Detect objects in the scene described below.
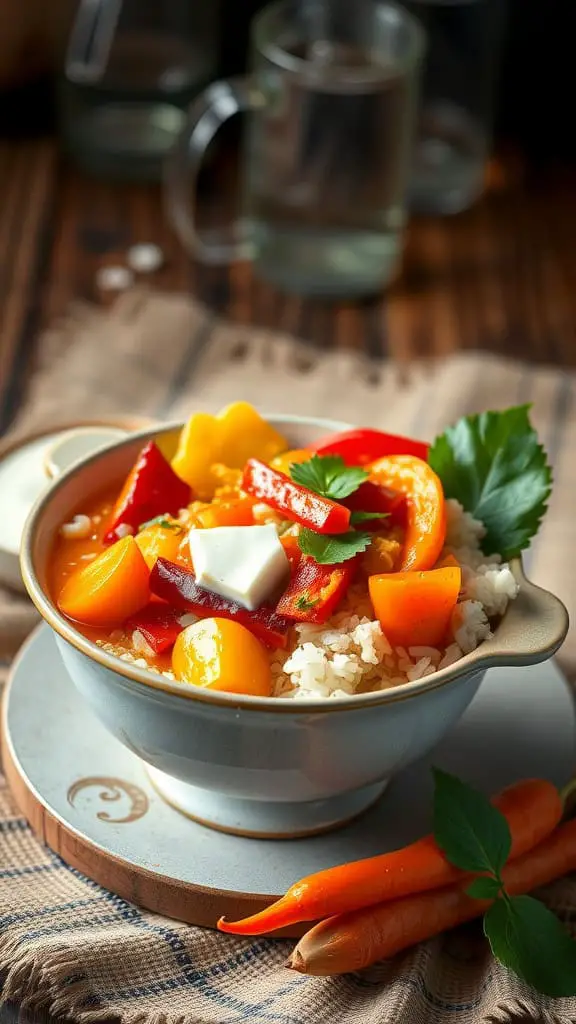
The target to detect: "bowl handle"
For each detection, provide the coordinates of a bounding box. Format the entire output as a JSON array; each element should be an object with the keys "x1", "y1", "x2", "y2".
[
  {"x1": 479, "y1": 570, "x2": 569, "y2": 667},
  {"x1": 44, "y1": 418, "x2": 155, "y2": 479}
]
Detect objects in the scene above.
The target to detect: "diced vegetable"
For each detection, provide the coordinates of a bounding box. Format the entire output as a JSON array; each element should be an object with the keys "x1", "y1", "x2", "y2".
[
  {"x1": 368, "y1": 455, "x2": 446, "y2": 571},
  {"x1": 125, "y1": 604, "x2": 184, "y2": 655},
  {"x1": 343, "y1": 480, "x2": 406, "y2": 528},
  {"x1": 150, "y1": 558, "x2": 291, "y2": 649},
  {"x1": 269, "y1": 449, "x2": 311, "y2": 477},
  {"x1": 369, "y1": 566, "x2": 461, "y2": 648},
  {"x1": 242, "y1": 459, "x2": 351, "y2": 535},
  {"x1": 218, "y1": 778, "x2": 563, "y2": 935},
  {"x1": 280, "y1": 532, "x2": 302, "y2": 571},
  {"x1": 136, "y1": 519, "x2": 185, "y2": 569},
  {"x1": 104, "y1": 442, "x2": 190, "y2": 544},
  {"x1": 58, "y1": 536, "x2": 150, "y2": 628},
  {"x1": 172, "y1": 618, "x2": 272, "y2": 696},
  {"x1": 171, "y1": 402, "x2": 288, "y2": 500},
  {"x1": 277, "y1": 556, "x2": 358, "y2": 624},
  {"x1": 308, "y1": 427, "x2": 429, "y2": 466},
  {"x1": 193, "y1": 496, "x2": 256, "y2": 529}
]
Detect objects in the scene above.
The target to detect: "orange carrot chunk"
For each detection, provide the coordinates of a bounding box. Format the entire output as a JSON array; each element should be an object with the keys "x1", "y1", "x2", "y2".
[
  {"x1": 58, "y1": 536, "x2": 150, "y2": 628},
  {"x1": 367, "y1": 455, "x2": 446, "y2": 571},
  {"x1": 368, "y1": 566, "x2": 461, "y2": 649},
  {"x1": 289, "y1": 817, "x2": 576, "y2": 976},
  {"x1": 217, "y1": 778, "x2": 562, "y2": 935}
]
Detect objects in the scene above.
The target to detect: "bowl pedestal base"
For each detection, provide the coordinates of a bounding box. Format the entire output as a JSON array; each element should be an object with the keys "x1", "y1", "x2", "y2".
[{"x1": 146, "y1": 766, "x2": 388, "y2": 839}]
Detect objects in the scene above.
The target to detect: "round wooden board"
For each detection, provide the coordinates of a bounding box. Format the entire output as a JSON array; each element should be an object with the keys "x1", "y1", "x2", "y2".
[{"x1": 3, "y1": 625, "x2": 576, "y2": 938}]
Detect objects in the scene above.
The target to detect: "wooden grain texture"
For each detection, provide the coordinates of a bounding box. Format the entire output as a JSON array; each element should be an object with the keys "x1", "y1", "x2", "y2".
[{"x1": 1, "y1": 142, "x2": 575, "y2": 437}]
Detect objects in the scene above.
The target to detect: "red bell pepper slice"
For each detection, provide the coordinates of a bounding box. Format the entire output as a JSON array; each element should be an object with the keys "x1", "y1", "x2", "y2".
[
  {"x1": 308, "y1": 428, "x2": 429, "y2": 466},
  {"x1": 125, "y1": 603, "x2": 184, "y2": 655},
  {"x1": 276, "y1": 556, "x2": 358, "y2": 624},
  {"x1": 149, "y1": 558, "x2": 291, "y2": 649},
  {"x1": 104, "y1": 441, "x2": 191, "y2": 544},
  {"x1": 343, "y1": 480, "x2": 407, "y2": 529},
  {"x1": 242, "y1": 459, "x2": 350, "y2": 535}
]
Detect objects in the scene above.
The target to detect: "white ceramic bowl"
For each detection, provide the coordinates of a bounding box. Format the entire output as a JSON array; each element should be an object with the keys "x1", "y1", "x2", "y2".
[{"x1": 21, "y1": 416, "x2": 569, "y2": 838}]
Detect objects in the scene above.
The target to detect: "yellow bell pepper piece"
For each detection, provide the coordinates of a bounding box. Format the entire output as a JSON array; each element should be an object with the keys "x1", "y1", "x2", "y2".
[{"x1": 171, "y1": 402, "x2": 288, "y2": 500}]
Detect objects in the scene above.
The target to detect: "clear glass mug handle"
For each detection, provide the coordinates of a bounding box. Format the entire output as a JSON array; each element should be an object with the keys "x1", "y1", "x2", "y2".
[{"x1": 164, "y1": 77, "x2": 264, "y2": 265}]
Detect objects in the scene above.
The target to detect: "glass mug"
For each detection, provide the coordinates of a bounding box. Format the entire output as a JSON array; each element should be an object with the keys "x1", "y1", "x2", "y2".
[{"x1": 165, "y1": 0, "x2": 424, "y2": 298}]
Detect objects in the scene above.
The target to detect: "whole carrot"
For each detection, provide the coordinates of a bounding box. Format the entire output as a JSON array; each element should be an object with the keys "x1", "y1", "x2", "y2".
[
  {"x1": 290, "y1": 816, "x2": 576, "y2": 976},
  {"x1": 218, "y1": 778, "x2": 563, "y2": 935}
]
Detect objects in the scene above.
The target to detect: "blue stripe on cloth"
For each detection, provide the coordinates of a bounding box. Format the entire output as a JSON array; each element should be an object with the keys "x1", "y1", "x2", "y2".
[
  {"x1": 0, "y1": 896, "x2": 104, "y2": 929},
  {"x1": 0, "y1": 863, "x2": 58, "y2": 881},
  {"x1": 0, "y1": 819, "x2": 29, "y2": 833}
]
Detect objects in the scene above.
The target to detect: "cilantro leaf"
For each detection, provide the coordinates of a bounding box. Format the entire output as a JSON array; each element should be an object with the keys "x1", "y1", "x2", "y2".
[
  {"x1": 466, "y1": 877, "x2": 503, "y2": 901},
  {"x1": 298, "y1": 528, "x2": 372, "y2": 564},
  {"x1": 428, "y1": 406, "x2": 552, "y2": 560},
  {"x1": 350, "y1": 510, "x2": 389, "y2": 525},
  {"x1": 291, "y1": 455, "x2": 368, "y2": 500},
  {"x1": 139, "y1": 516, "x2": 183, "y2": 532},
  {"x1": 432, "y1": 768, "x2": 511, "y2": 876},
  {"x1": 295, "y1": 595, "x2": 319, "y2": 611},
  {"x1": 484, "y1": 895, "x2": 576, "y2": 997}
]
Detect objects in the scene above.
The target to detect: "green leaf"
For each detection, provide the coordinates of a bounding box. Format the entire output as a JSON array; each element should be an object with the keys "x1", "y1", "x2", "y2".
[
  {"x1": 298, "y1": 528, "x2": 372, "y2": 565},
  {"x1": 291, "y1": 455, "x2": 368, "y2": 501},
  {"x1": 484, "y1": 895, "x2": 576, "y2": 997},
  {"x1": 349, "y1": 510, "x2": 390, "y2": 525},
  {"x1": 466, "y1": 876, "x2": 503, "y2": 901},
  {"x1": 432, "y1": 768, "x2": 511, "y2": 876},
  {"x1": 295, "y1": 595, "x2": 319, "y2": 611},
  {"x1": 139, "y1": 516, "x2": 183, "y2": 532},
  {"x1": 428, "y1": 406, "x2": 552, "y2": 559}
]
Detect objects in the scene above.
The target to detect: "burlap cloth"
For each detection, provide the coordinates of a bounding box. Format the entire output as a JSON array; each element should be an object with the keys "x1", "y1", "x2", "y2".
[{"x1": 0, "y1": 288, "x2": 575, "y2": 1024}]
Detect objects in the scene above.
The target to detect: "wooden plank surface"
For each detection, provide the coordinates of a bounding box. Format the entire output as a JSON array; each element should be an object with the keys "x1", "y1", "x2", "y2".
[{"x1": 1, "y1": 140, "x2": 575, "y2": 435}]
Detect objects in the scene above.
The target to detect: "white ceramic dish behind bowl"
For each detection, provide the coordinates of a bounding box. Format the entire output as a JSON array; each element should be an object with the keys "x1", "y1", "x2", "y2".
[{"x1": 21, "y1": 416, "x2": 569, "y2": 839}]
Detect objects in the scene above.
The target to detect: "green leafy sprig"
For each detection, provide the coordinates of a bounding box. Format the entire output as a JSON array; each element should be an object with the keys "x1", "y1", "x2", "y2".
[{"x1": 433, "y1": 768, "x2": 576, "y2": 997}]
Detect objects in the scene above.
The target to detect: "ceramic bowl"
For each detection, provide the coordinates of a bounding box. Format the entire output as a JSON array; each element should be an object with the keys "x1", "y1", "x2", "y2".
[{"x1": 21, "y1": 416, "x2": 569, "y2": 839}]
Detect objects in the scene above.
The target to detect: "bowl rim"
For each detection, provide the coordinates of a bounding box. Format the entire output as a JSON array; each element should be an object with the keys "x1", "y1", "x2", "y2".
[{"x1": 20, "y1": 415, "x2": 569, "y2": 715}]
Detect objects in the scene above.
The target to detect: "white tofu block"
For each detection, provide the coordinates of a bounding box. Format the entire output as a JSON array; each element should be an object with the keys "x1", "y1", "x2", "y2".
[{"x1": 188, "y1": 524, "x2": 290, "y2": 611}]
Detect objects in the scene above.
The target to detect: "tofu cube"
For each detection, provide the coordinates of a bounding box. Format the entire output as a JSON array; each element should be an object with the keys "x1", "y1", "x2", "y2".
[{"x1": 188, "y1": 524, "x2": 290, "y2": 611}]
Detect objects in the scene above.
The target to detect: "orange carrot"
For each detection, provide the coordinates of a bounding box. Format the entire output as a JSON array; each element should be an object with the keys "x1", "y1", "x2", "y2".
[
  {"x1": 218, "y1": 778, "x2": 562, "y2": 935},
  {"x1": 289, "y1": 817, "x2": 576, "y2": 976},
  {"x1": 58, "y1": 536, "x2": 150, "y2": 628},
  {"x1": 367, "y1": 455, "x2": 446, "y2": 571},
  {"x1": 368, "y1": 566, "x2": 461, "y2": 648}
]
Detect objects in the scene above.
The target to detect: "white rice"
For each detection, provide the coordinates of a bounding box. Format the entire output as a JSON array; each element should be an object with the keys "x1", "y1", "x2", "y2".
[{"x1": 272, "y1": 499, "x2": 520, "y2": 699}]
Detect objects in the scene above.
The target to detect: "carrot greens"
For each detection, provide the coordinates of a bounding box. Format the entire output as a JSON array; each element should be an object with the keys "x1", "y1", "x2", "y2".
[{"x1": 433, "y1": 768, "x2": 576, "y2": 997}]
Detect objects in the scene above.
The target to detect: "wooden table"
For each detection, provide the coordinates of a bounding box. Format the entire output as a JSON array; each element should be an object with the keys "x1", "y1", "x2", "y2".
[{"x1": 1, "y1": 138, "x2": 575, "y2": 436}]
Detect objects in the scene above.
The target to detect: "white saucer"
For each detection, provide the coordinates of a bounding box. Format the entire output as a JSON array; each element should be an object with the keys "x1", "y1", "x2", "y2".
[{"x1": 3, "y1": 625, "x2": 575, "y2": 935}]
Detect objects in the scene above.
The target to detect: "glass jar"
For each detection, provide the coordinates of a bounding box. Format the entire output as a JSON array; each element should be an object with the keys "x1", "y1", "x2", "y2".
[
  {"x1": 405, "y1": 0, "x2": 507, "y2": 214},
  {"x1": 59, "y1": 0, "x2": 220, "y2": 181}
]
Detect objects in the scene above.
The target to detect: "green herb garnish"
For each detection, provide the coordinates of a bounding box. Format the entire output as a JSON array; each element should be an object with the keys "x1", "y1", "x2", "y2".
[
  {"x1": 433, "y1": 768, "x2": 576, "y2": 997},
  {"x1": 349, "y1": 510, "x2": 389, "y2": 525},
  {"x1": 139, "y1": 516, "x2": 183, "y2": 533},
  {"x1": 298, "y1": 527, "x2": 372, "y2": 565},
  {"x1": 289, "y1": 455, "x2": 382, "y2": 563},
  {"x1": 428, "y1": 406, "x2": 552, "y2": 560},
  {"x1": 291, "y1": 455, "x2": 368, "y2": 500},
  {"x1": 295, "y1": 595, "x2": 320, "y2": 612}
]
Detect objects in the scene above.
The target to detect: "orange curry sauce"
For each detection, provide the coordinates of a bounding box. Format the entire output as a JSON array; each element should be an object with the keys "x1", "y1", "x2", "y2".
[{"x1": 50, "y1": 491, "x2": 175, "y2": 672}]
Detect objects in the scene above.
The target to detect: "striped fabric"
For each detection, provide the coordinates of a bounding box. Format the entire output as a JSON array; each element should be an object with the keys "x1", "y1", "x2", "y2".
[{"x1": 0, "y1": 290, "x2": 575, "y2": 1023}]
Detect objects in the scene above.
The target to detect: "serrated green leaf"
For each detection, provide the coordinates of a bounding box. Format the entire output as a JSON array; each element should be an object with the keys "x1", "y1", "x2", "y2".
[
  {"x1": 466, "y1": 877, "x2": 503, "y2": 901},
  {"x1": 428, "y1": 406, "x2": 552, "y2": 559},
  {"x1": 484, "y1": 895, "x2": 576, "y2": 997},
  {"x1": 432, "y1": 768, "x2": 511, "y2": 875},
  {"x1": 349, "y1": 510, "x2": 390, "y2": 525},
  {"x1": 291, "y1": 455, "x2": 368, "y2": 500},
  {"x1": 298, "y1": 528, "x2": 372, "y2": 565}
]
